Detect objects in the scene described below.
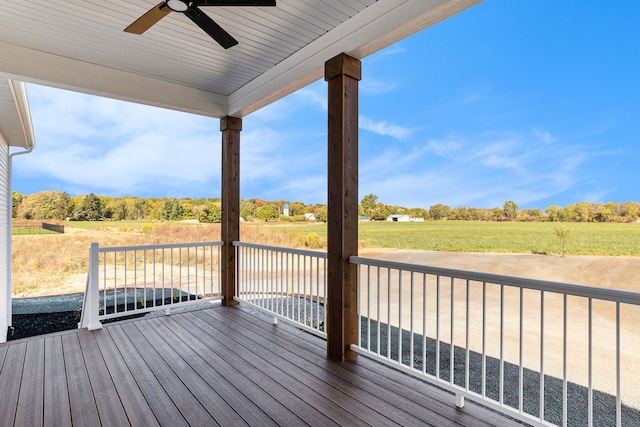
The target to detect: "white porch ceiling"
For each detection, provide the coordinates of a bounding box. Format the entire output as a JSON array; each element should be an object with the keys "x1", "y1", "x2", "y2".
[{"x1": 0, "y1": 0, "x2": 482, "y2": 142}]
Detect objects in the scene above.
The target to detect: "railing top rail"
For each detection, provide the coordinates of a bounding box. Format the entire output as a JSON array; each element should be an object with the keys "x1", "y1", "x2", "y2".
[
  {"x1": 95, "y1": 241, "x2": 223, "y2": 252},
  {"x1": 233, "y1": 241, "x2": 327, "y2": 258},
  {"x1": 350, "y1": 255, "x2": 640, "y2": 305}
]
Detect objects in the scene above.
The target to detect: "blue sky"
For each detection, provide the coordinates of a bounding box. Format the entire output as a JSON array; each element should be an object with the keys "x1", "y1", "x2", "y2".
[{"x1": 13, "y1": 1, "x2": 640, "y2": 210}]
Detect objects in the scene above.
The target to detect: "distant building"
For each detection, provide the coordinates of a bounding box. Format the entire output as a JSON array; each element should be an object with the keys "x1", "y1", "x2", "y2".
[
  {"x1": 359, "y1": 216, "x2": 370, "y2": 222},
  {"x1": 387, "y1": 214, "x2": 410, "y2": 222},
  {"x1": 386, "y1": 214, "x2": 425, "y2": 222},
  {"x1": 283, "y1": 204, "x2": 289, "y2": 217},
  {"x1": 304, "y1": 213, "x2": 316, "y2": 221}
]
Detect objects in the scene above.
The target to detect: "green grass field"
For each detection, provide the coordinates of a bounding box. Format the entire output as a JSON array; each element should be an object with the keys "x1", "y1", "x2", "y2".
[
  {"x1": 22, "y1": 219, "x2": 640, "y2": 256},
  {"x1": 268, "y1": 221, "x2": 640, "y2": 256},
  {"x1": 12, "y1": 228, "x2": 58, "y2": 235}
]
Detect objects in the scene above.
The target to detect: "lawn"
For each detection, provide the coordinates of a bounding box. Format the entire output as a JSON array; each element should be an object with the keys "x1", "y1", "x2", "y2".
[
  {"x1": 266, "y1": 221, "x2": 640, "y2": 256},
  {"x1": 12, "y1": 228, "x2": 58, "y2": 235},
  {"x1": 63, "y1": 220, "x2": 158, "y2": 230}
]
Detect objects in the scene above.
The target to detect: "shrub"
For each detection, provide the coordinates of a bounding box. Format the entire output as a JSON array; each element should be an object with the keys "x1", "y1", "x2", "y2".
[{"x1": 289, "y1": 232, "x2": 326, "y2": 249}]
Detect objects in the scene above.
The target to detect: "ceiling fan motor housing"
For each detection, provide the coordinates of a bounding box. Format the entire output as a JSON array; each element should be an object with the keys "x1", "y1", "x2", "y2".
[{"x1": 166, "y1": 0, "x2": 190, "y2": 12}]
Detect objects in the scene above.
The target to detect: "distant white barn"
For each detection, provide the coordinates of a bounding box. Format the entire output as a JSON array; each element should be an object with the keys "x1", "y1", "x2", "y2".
[
  {"x1": 387, "y1": 214, "x2": 410, "y2": 222},
  {"x1": 386, "y1": 214, "x2": 425, "y2": 222}
]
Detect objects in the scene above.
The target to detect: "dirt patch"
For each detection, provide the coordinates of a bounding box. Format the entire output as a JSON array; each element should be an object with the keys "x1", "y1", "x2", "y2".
[{"x1": 370, "y1": 250, "x2": 640, "y2": 292}]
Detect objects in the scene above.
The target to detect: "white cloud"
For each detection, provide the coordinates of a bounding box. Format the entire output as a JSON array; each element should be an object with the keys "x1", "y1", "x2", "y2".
[
  {"x1": 19, "y1": 84, "x2": 221, "y2": 196},
  {"x1": 359, "y1": 116, "x2": 414, "y2": 139},
  {"x1": 361, "y1": 78, "x2": 399, "y2": 95},
  {"x1": 363, "y1": 43, "x2": 406, "y2": 65},
  {"x1": 532, "y1": 128, "x2": 558, "y2": 143},
  {"x1": 426, "y1": 140, "x2": 461, "y2": 157},
  {"x1": 358, "y1": 130, "x2": 603, "y2": 209},
  {"x1": 240, "y1": 125, "x2": 326, "y2": 199},
  {"x1": 294, "y1": 87, "x2": 327, "y2": 111}
]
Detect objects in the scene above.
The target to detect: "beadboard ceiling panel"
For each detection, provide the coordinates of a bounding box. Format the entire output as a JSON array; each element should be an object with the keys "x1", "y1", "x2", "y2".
[{"x1": 0, "y1": 0, "x2": 482, "y2": 131}]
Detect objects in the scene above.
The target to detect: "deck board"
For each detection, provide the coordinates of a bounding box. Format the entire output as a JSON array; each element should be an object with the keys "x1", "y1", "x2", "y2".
[
  {"x1": 131, "y1": 319, "x2": 249, "y2": 426},
  {"x1": 62, "y1": 332, "x2": 101, "y2": 427},
  {"x1": 175, "y1": 311, "x2": 340, "y2": 426},
  {"x1": 107, "y1": 324, "x2": 190, "y2": 426},
  {"x1": 159, "y1": 314, "x2": 301, "y2": 426},
  {"x1": 92, "y1": 328, "x2": 159, "y2": 427},
  {"x1": 0, "y1": 304, "x2": 524, "y2": 426},
  {"x1": 0, "y1": 341, "x2": 26, "y2": 426},
  {"x1": 198, "y1": 308, "x2": 431, "y2": 426},
  {"x1": 205, "y1": 307, "x2": 459, "y2": 426},
  {"x1": 15, "y1": 339, "x2": 45, "y2": 426},
  {"x1": 77, "y1": 330, "x2": 130, "y2": 426},
  {"x1": 43, "y1": 336, "x2": 72, "y2": 426},
  {"x1": 185, "y1": 310, "x2": 371, "y2": 426}
]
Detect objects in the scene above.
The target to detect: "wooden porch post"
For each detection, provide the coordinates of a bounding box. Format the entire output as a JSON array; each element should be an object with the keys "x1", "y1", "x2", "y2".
[
  {"x1": 325, "y1": 53, "x2": 361, "y2": 361},
  {"x1": 220, "y1": 116, "x2": 241, "y2": 307}
]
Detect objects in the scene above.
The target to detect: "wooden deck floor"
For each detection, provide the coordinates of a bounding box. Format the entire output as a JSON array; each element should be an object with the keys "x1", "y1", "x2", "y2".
[{"x1": 0, "y1": 304, "x2": 523, "y2": 426}]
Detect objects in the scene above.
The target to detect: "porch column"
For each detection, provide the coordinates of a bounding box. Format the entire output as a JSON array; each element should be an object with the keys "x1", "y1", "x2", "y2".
[
  {"x1": 220, "y1": 116, "x2": 242, "y2": 307},
  {"x1": 325, "y1": 53, "x2": 361, "y2": 361}
]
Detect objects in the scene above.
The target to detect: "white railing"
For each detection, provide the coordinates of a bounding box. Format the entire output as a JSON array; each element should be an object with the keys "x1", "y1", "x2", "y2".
[
  {"x1": 79, "y1": 241, "x2": 223, "y2": 330},
  {"x1": 234, "y1": 241, "x2": 327, "y2": 338},
  {"x1": 350, "y1": 256, "x2": 640, "y2": 427}
]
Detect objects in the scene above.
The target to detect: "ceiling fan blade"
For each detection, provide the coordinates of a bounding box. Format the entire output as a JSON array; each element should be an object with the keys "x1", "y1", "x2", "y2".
[
  {"x1": 125, "y1": 2, "x2": 171, "y2": 34},
  {"x1": 184, "y1": 6, "x2": 239, "y2": 49},
  {"x1": 192, "y1": 1, "x2": 276, "y2": 6}
]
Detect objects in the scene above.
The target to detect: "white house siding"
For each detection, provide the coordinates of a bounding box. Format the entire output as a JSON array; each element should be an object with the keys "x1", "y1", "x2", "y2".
[{"x1": 0, "y1": 138, "x2": 8, "y2": 342}]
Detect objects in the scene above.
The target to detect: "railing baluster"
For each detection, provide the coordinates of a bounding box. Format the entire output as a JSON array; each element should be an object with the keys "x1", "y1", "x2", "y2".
[
  {"x1": 616, "y1": 301, "x2": 621, "y2": 427},
  {"x1": 519, "y1": 287, "x2": 524, "y2": 414},
  {"x1": 563, "y1": 294, "x2": 568, "y2": 427},
  {"x1": 465, "y1": 279, "x2": 470, "y2": 393},
  {"x1": 279, "y1": 250, "x2": 283, "y2": 317},
  {"x1": 399, "y1": 269, "x2": 403, "y2": 365},
  {"x1": 316, "y1": 256, "x2": 320, "y2": 331},
  {"x1": 436, "y1": 275, "x2": 440, "y2": 381},
  {"x1": 540, "y1": 290, "x2": 545, "y2": 422},
  {"x1": 588, "y1": 297, "x2": 593, "y2": 427},
  {"x1": 422, "y1": 273, "x2": 427, "y2": 376},
  {"x1": 161, "y1": 248, "x2": 165, "y2": 307},
  {"x1": 357, "y1": 263, "x2": 362, "y2": 349},
  {"x1": 377, "y1": 265, "x2": 381, "y2": 357},
  {"x1": 367, "y1": 265, "x2": 371, "y2": 353},
  {"x1": 323, "y1": 256, "x2": 327, "y2": 333},
  {"x1": 500, "y1": 284, "x2": 504, "y2": 406},
  {"x1": 285, "y1": 252, "x2": 289, "y2": 320},
  {"x1": 410, "y1": 271, "x2": 414, "y2": 370},
  {"x1": 482, "y1": 281, "x2": 487, "y2": 399},
  {"x1": 303, "y1": 255, "x2": 308, "y2": 324},
  {"x1": 387, "y1": 268, "x2": 391, "y2": 361},
  {"x1": 450, "y1": 277, "x2": 454, "y2": 387}
]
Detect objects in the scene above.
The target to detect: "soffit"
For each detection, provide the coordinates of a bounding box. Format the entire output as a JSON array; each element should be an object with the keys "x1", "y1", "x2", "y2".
[{"x1": 0, "y1": 78, "x2": 34, "y2": 149}]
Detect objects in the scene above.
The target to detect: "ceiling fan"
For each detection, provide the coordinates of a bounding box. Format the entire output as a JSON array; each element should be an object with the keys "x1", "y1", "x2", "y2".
[{"x1": 125, "y1": 0, "x2": 276, "y2": 49}]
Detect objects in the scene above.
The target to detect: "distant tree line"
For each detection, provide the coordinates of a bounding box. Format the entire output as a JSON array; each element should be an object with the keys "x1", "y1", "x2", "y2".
[
  {"x1": 359, "y1": 193, "x2": 640, "y2": 223},
  {"x1": 11, "y1": 190, "x2": 640, "y2": 224},
  {"x1": 11, "y1": 191, "x2": 328, "y2": 224}
]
